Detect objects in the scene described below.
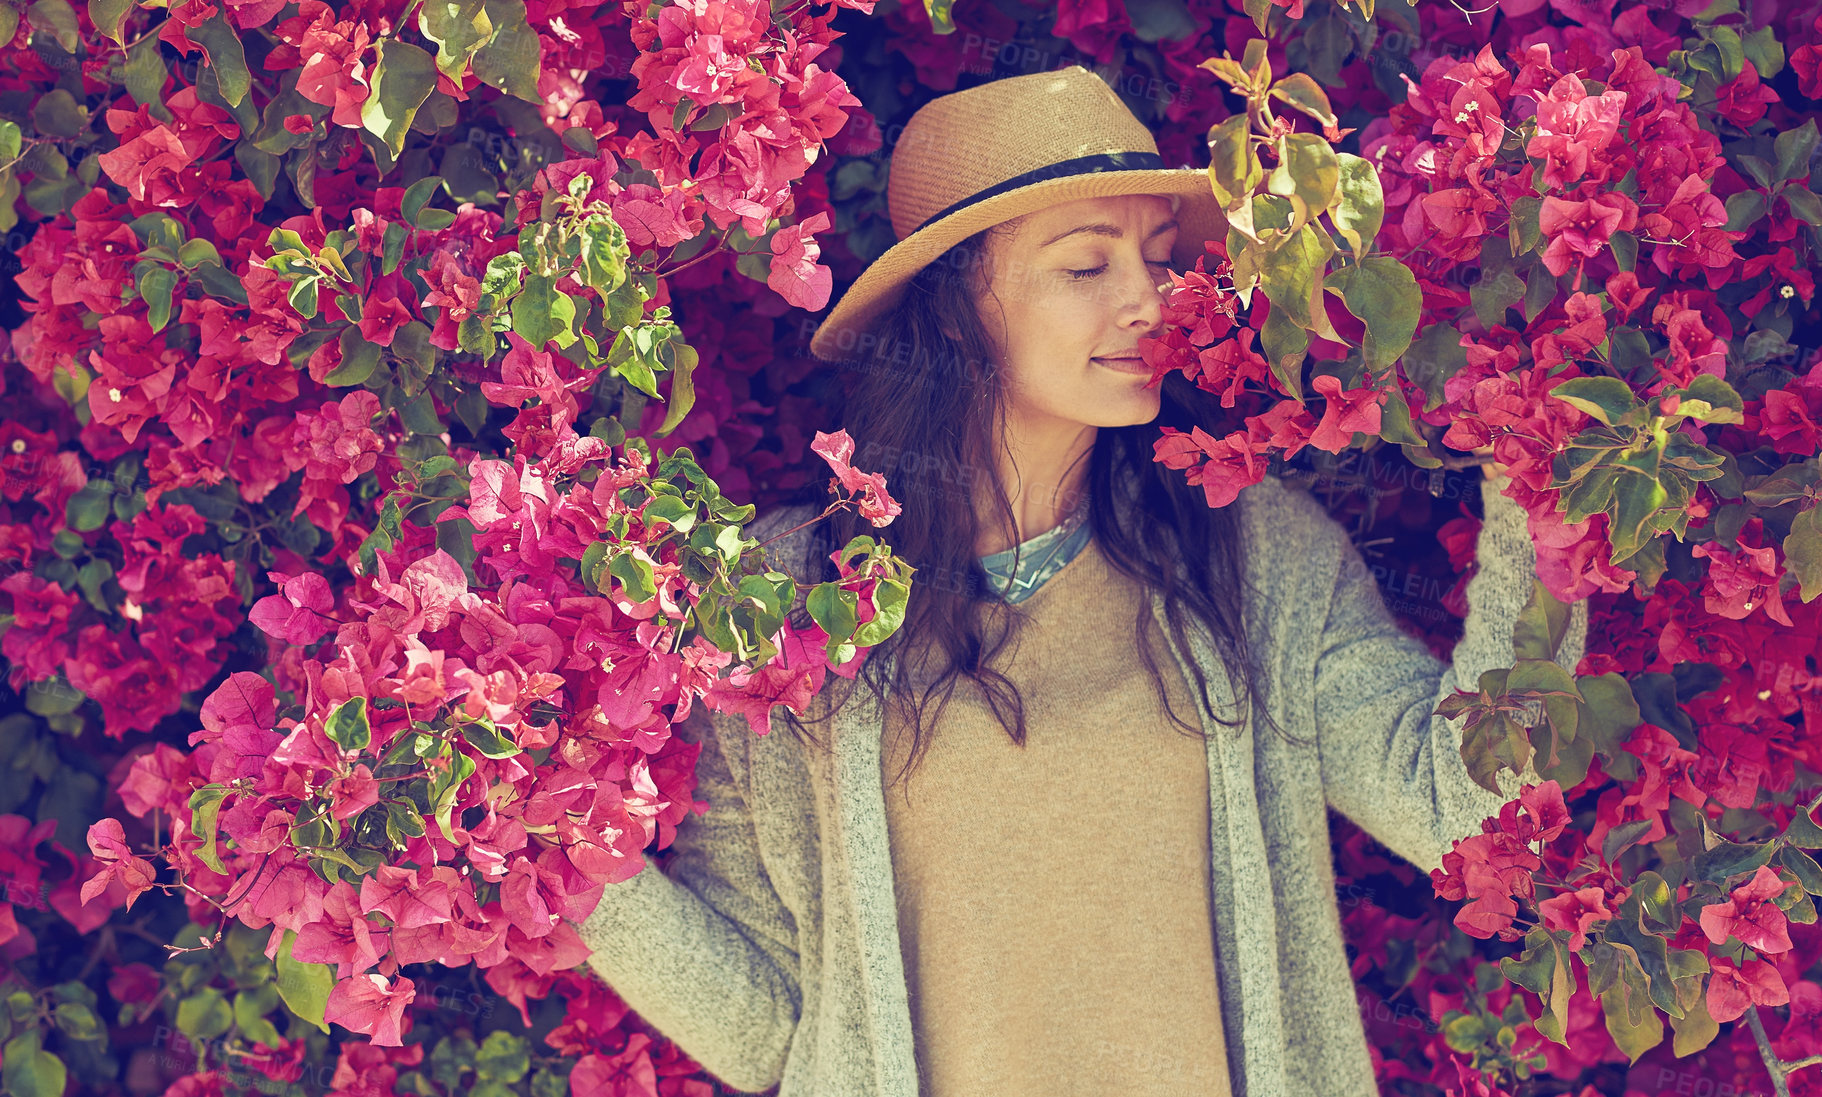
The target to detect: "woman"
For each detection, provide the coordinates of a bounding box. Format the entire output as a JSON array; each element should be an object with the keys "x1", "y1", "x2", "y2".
[{"x1": 578, "y1": 66, "x2": 1587, "y2": 1097}]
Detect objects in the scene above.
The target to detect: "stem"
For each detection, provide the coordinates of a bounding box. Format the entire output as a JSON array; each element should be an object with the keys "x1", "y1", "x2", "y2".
[
  {"x1": 655, "y1": 240, "x2": 731, "y2": 280},
  {"x1": 753, "y1": 499, "x2": 844, "y2": 550},
  {"x1": 1745, "y1": 1006, "x2": 1794, "y2": 1097}
]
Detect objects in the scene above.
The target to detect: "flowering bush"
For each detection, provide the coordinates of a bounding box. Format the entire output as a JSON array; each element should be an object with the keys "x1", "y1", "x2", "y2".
[{"x1": 1, "y1": 0, "x2": 1820, "y2": 1093}]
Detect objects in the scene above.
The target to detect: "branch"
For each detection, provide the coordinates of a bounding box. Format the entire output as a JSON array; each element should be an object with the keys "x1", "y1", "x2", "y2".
[{"x1": 1744, "y1": 1005, "x2": 1801, "y2": 1097}]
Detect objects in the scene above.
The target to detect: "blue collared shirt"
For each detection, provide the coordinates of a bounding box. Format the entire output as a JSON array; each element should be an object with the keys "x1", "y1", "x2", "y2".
[{"x1": 978, "y1": 498, "x2": 1093, "y2": 604}]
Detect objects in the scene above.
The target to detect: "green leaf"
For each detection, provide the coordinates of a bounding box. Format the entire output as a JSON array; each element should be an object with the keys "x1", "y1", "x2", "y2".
[
  {"x1": 654, "y1": 342, "x2": 698, "y2": 437},
  {"x1": 642, "y1": 494, "x2": 697, "y2": 533},
  {"x1": 1331, "y1": 153, "x2": 1383, "y2": 258},
  {"x1": 1782, "y1": 186, "x2": 1822, "y2": 227},
  {"x1": 608, "y1": 551, "x2": 658, "y2": 603},
  {"x1": 30, "y1": 89, "x2": 86, "y2": 138},
  {"x1": 807, "y1": 583, "x2": 860, "y2": 660},
  {"x1": 1667, "y1": 989, "x2": 1719, "y2": 1057},
  {"x1": 1785, "y1": 506, "x2": 1822, "y2": 602},
  {"x1": 1743, "y1": 24, "x2": 1783, "y2": 78},
  {"x1": 1608, "y1": 229, "x2": 1637, "y2": 273},
  {"x1": 1126, "y1": 0, "x2": 1196, "y2": 42},
  {"x1": 1512, "y1": 580, "x2": 1571, "y2": 661},
  {"x1": 361, "y1": 40, "x2": 438, "y2": 163},
  {"x1": 473, "y1": 0, "x2": 543, "y2": 101},
  {"x1": 189, "y1": 12, "x2": 251, "y2": 108},
  {"x1": 1575, "y1": 673, "x2": 1642, "y2": 760},
  {"x1": 177, "y1": 987, "x2": 233, "y2": 1042},
  {"x1": 26, "y1": 0, "x2": 79, "y2": 52},
  {"x1": 1705, "y1": 24, "x2": 1745, "y2": 81},
  {"x1": 137, "y1": 266, "x2": 178, "y2": 333},
  {"x1": 1593, "y1": 947, "x2": 1663, "y2": 1063},
  {"x1": 1400, "y1": 324, "x2": 1468, "y2": 413},
  {"x1": 325, "y1": 696, "x2": 372, "y2": 752},
  {"x1": 1786, "y1": 802, "x2": 1822, "y2": 849},
  {"x1": 1498, "y1": 927, "x2": 1574, "y2": 1045},
  {"x1": 2, "y1": 1032, "x2": 67, "y2": 1097},
  {"x1": 1206, "y1": 115, "x2": 1261, "y2": 207},
  {"x1": 1550, "y1": 377, "x2": 1637, "y2": 426},
  {"x1": 1267, "y1": 133, "x2": 1340, "y2": 232},
  {"x1": 400, "y1": 175, "x2": 450, "y2": 229},
  {"x1": 65, "y1": 481, "x2": 112, "y2": 532},
  {"x1": 459, "y1": 717, "x2": 521, "y2": 759},
  {"x1": 474, "y1": 1031, "x2": 530, "y2": 1083},
  {"x1": 275, "y1": 929, "x2": 332, "y2": 1033},
  {"x1": 89, "y1": 0, "x2": 132, "y2": 44},
  {"x1": 419, "y1": 0, "x2": 493, "y2": 82},
  {"x1": 1469, "y1": 244, "x2": 1526, "y2": 329},
  {"x1": 233, "y1": 986, "x2": 284, "y2": 1049},
  {"x1": 1259, "y1": 306, "x2": 1308, "y2": 403},
  {"x1": 1722, "y1": 190, "x2": 1765, "y2": 232},
  {"x1": 511, "y1": 273, "x2": 577, "y2": 349},
  {"x1": 51, "y1": 1000, "x2": 99, "y2": 1041},
  {"x1": 924, "y1": 0, "x2": 955, "y2": 33},
  {"x1": 189, "y1": 785, "x2": 229, "y2": 873},
  {"x1": 1669, "y1": 375, "x2": 1743, "y2": 424},
  {"x1": 1508, "y1": 195, "x2": 1543, "y2": 256},
  {"x1": 398, "y1": 391, "x2": 442, "y2": 435},
  {"x1": 851, "y1": 577, "x2": 910, "y2": 647},
  {"x1": 1268, "y1": 74, "x2": 1338, "y2": 128},
  {"x1": 1257, "y1": 224, "x2": 1334, "y2": 333},
  {"x1": 1776, "y1": 843, "x2": 1822, "y2": 896},
  {"x1": 1334, "y1": 256, "x2": 1419, "y2": 371},
  {"x1": 430, "y1": 749, "x2": 476, "y2": 842},
  {"x1": 1775, "y1": 119, "x2": 1818, "y2": 183}
]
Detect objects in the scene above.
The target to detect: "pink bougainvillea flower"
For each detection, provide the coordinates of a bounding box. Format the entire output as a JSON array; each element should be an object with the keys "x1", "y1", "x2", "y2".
[
  {"x1": 1537, "y1": 193, "x2": 1639, "y2": 277},
  {"x1": 1699, "y1": 863, "x2": 1795, "y2": 955},
  {"x1": 1691, "y1": 519, "x2": 1793, "y2": 627},
  {"x1": 1307, "y1": 375, "x2": 1383, "y2": 453},
  {"x1": 1538, "y1": 886, "x2": 1616, "y2": 951},
  {"x1": 1705, "y1": 953, "x2": 1789, "y2": 1024},
  {"x1": 1525, "y1": 73, "x2": 1627, "y2": 189},
  {"x1": 1498, "y1": 780, "x2": 1571, "y2": 845},
  {"x1": 79, "y1": 818, "x2": 157, "y2": 911},
  {"x1": 324, "y1": 972, "x2": 416, "y2": 1046},
  {"x1": 357, "y1": 293, "x2": 412, "y2": 347},
  {"x1": 1153, "y1": 424, "x2": 1268, "y2": 508},
  {"x1": 249, "y1": 571, "x2": 337, "y2": 645},
  {"x1": 1431, "y1": 830, "x2": 1542, "y2": 940},
  {"x1": 767, "y1": 211, "x2": 834, "y2": 311},
  {"x1": 810, "y1": 428, "x2": 901, "y2": 526}
]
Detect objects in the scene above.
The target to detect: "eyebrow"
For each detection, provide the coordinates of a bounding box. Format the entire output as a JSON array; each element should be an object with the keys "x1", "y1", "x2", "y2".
[{"x1": 1040, "y1": 218, "x2": 1180, "y2": 248}]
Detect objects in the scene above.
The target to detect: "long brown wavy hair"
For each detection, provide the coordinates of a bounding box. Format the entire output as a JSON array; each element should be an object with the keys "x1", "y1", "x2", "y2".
[{"x1": 769, "y1": 217, "x2": 1303, "y2": 792}]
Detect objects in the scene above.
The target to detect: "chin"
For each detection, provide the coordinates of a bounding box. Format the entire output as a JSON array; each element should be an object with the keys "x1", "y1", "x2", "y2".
[{"x1": 1085, "y1": 387, "x2": 1163, "y2": 428}]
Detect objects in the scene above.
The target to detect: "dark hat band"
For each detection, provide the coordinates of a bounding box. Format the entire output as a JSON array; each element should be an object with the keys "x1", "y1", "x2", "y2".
[{"x1": 910, "y1": 150, "x2": 1166, "y2": 236}]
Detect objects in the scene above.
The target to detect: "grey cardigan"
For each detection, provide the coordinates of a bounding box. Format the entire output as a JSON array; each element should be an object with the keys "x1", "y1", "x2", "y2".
[{"x1": 578, "y1": 473, "x2": 1587, "y2": 1096}]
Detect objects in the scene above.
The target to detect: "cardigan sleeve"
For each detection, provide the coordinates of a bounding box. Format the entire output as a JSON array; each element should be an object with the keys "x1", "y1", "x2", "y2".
[
  {"x1": 1310, "y1": 475, "x2": 1589, "y2": 875},
  {"x1": 576, "y1": 705, "x2": 802, "y2": 1093},
  {"x1": 575, "y1": 502, "x2": 820, "y2": 1093}
]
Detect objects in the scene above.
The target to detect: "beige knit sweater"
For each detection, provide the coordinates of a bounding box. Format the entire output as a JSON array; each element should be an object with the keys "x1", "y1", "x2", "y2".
[
  {"x1": 881, "y1": 536, "x2": 1232, "y2": 1097},
  {"x1": 577, "y1": 473, "x2": 1589, "y2": 1096}
]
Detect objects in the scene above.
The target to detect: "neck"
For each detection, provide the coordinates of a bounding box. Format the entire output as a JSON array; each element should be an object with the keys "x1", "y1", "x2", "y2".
[{"x1": 974, "y1": 415, "x2": 1095, "y2": 556}]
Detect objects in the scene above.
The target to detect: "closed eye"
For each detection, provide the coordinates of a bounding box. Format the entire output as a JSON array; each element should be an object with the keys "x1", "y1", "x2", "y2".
[{"x1": 1066, "y1": 259, "x2": 1172, "y2": 281}]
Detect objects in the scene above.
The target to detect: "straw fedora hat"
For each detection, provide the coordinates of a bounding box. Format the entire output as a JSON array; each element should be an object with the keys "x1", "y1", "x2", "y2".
[{"x1": 808, "y1": 64, "x2": 1227, "y2": 363}]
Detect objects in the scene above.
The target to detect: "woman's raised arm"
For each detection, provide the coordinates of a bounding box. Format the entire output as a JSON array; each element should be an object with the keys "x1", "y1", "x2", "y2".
[
  {"x1": 576, "y1": 704, "x2": 802, "y2": 1094},
  {"x1": 1309, "y1": 475, "x2": 1589, "y2": 874}
]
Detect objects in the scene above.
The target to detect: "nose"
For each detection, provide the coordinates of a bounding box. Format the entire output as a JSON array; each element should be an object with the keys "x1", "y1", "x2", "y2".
[{"x1": 1109, "y1": 252, "x2": 1165, "y2": 331}]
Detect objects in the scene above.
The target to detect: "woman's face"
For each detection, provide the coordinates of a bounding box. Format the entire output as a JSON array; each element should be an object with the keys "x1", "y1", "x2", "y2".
[{"x1": 974, "y1": 192, "x2": 1178, "y2": 435}]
